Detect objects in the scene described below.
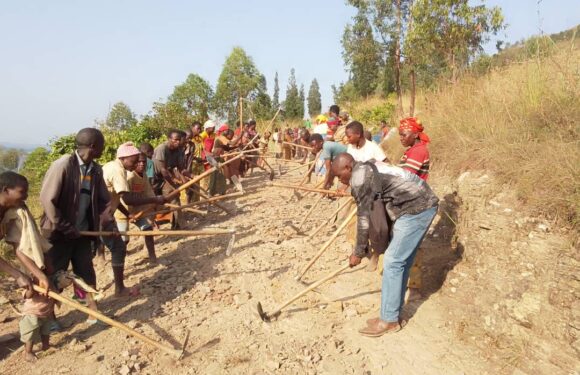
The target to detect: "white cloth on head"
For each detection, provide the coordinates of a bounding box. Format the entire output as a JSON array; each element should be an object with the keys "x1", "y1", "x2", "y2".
[{"x1": 204, "y1": 120, "x2": 217, "y2": 130}]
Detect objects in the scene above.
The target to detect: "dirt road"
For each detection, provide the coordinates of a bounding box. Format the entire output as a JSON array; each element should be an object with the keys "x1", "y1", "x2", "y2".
[{"x1": 0, "y1": 167, "x2": 576, "y2": 374}]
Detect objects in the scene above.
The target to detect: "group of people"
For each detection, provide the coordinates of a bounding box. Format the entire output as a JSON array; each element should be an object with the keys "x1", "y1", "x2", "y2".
[
  {"x1": 278, "y1": 107, "x2": 436, "y2": 337},
  {"x1": 0, "y1": 103, "x2": 437, "y2": 362},
  {"x1": 0, "y1": 117, "x2": 273, "y2": 360}
]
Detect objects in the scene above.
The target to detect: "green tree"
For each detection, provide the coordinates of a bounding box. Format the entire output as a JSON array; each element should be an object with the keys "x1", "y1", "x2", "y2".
[
  {"x1": 0, "y1": 148, "x2": 21, "y2": 171},
  {"x1": 105, "y1": 102, "x2": 137, "y2": 130},
  {"x1": 272, "y1": 72, "x2": 280, "y2": 110},
  {"x1": 250, "y1": 74, "x2": 273, "y2": 120},
  {"x1": 214, "y1": 47, "x2": 264, "y2": 122},
  {"x1": 168, "y1": 73, "x2": 213, "y2": 122},
  {"x1": 407, "y1": 0, "x2": 505, "y2": 83},
  {"x1": 342, "y1": 8, "x2": 381, "y2": 98},
  {"x1": 283, "y1": 68, "x2": 302, "y2": 120},
  {"x1": 307, "y1": 78, "x2": 322, "y2": 117}
]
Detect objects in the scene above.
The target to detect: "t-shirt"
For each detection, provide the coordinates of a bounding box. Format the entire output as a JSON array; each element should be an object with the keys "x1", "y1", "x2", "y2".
[
  {"x1": 75, "y1": 151, "x2": 93, "y2": 231},
  {"x1": 399, "y1": 142, "x2": 430, "y2": 181},
  {"x1": 320, "y1": 141, "x2": 347, "y2": 161},
  {"x1": 347, "y1": 139, "x2": 387, "y2": 163},
  {"x1": 145, "y1": 158, "x2": 154, "y2": 179},
  {"x1": 313, "y1": 123, "x2": 328, "y2": 136},
  {"x1": 115, "y1": 171, "x2": 155, "y2": 220},
  {"x1": 153, "y1": 142, "x2": 182, "y2": 177},
  {"x1": 102, "y1": 158, "x2": 130, "y2": 214}
]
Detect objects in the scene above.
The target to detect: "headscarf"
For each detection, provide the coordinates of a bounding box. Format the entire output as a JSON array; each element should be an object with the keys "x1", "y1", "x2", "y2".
[
  {"x1": 217, "y1": 124, "x2": 229, "y2": 136},
  {"x1": 316, "y1": 114, "x2": 327, "y2": 124},
  {"x1": 399, "y1": 117, "x2": 430, "y2": 144},
  {"x1": 204, "y1": 119, "x2": 217, "y2": 130}
]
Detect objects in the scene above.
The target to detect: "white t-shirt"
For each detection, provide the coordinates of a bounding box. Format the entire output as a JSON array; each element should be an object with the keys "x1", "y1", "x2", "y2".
[
  {"x1": 313, "y1": 123, "x2": 328, "y2": 136},
  {"x1": 347, "y1": 139, "x2": 387, "y2": 163}
]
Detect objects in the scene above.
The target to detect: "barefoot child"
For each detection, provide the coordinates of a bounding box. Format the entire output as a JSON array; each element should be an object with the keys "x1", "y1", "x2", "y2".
[
  {"x1": 0, "y1": 172, "x2": 55, "y2": 361},
  {"x1": 19, "y1": 277, "x2": 54, "y2": 362},
  {"x1": 115, "y1": 152, "x2": 161, "y2": 263}
]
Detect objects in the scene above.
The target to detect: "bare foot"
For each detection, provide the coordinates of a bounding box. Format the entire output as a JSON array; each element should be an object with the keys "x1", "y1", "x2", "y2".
[
  {"x1": 405, "y1": 288, "x2": 422, "y2": 303},
  {"x1": 114, "y1": 286, "x2": 140, "y2": 298},
  {"x1": 366, "y1": 251, "x2": 380, "y2": 272},
  {"x1": 41, "y1": 343, "x2": 50, "y2": 351},
  {"x1": 147, "y1": 257, "x2": 159, "y2": 265},
  {"x1": 24, "y1": 351, "x2": 37, "y2": 362}
]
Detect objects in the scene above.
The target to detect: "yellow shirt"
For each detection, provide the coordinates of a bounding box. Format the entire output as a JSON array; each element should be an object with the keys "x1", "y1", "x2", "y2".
[{"x1": 102, "y1": 159, "x2": 130, "y2": 216}]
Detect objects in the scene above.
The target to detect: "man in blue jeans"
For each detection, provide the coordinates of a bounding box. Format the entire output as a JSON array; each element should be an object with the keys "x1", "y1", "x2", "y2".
[{"x1": 331, "y1": 153, "x2": 439, "y2": 337}]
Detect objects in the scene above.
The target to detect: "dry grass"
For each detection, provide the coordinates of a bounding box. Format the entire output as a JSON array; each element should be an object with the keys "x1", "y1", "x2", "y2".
[{"x1": 417, "y1": 42, "x2": 579, "y2": 225}]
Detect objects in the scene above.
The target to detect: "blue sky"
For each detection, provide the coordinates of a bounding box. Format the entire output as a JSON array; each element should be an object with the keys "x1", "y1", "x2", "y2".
[{"x1": 0, "y1": 0, "x2": 578, "y2": 146}]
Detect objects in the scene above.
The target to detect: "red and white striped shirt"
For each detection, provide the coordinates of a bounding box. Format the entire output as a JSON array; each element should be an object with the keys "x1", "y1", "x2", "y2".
[{"x1": 399, "y1": 142, "x2": 430, "y2": 181}]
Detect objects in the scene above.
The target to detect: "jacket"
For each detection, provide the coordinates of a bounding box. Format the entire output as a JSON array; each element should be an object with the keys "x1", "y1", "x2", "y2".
[
  {"x1": 40, "y1": 153, "x2": 113, "y2": 242},
  {"x1": 350, "y1": 161, "x2": 439, "y2": 256}
]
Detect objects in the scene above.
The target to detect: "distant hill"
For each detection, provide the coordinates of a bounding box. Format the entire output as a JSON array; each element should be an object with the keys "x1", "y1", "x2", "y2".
[{"x1": 0, "y1": 142, "x2": 47, "y2": 152}]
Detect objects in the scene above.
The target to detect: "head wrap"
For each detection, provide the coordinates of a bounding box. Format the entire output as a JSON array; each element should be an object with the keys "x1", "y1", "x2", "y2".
[
  {"x1": 399, "y1": 117, "x2": 430, "y2": 144},
  {"x1": 116, "y1": 142, "x2": 141, "y2": 159},
  {"x1": 204, "y1": 120, "x2": 217, "y2": 130},
  {"x1": 217, "y1": 124, "x2": 229, "y2": 135},
  {"x1": 316, "y1": 114, "x2": 327, "y2": 123}
]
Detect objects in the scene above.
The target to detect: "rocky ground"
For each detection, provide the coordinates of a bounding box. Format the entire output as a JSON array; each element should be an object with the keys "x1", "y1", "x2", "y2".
[{"x1": 0, "y1": 164, "x2": 578, "y2": 374}]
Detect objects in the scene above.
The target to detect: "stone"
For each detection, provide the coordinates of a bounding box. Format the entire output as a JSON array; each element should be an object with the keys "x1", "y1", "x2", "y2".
[
  {"x1": 176, "y1": 285, "x2": 184, "y2": 293},
  {"x1": 96, "y1": 355, "x2": 105, "y2": 362},
  {"x1": 507, "y1": 292, "x2": 541, "y2": 328},
  {"x1": 121, "y1": 350, "x2": 130, "y2": 358},
  {"x1": 327, "y1": 301, "x2": 343, "y2": 314},
  {"x1": 267, "y1": 360, "x2": 280, "y2": 371},
  {"x1": 344, "y1": 305, "x2": 358, "y2": 318},
  {"x1": 0, "y1": 296, "x2": 9, "y2": 305},
  {"x1": 119, "y1": 365, "x2": 131, "y2": 375},
  {"x1": 537, "y1": 223, "x2": 549, "y2": 232}
]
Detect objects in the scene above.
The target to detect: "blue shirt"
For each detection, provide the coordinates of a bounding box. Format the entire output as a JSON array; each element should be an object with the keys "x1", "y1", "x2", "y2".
[
  {"x1": 320, "y1": 142, "x2": 347, "y2": 161},
  {"x1": 145, "y1": 158, "x2": 154, "y2": 179}
]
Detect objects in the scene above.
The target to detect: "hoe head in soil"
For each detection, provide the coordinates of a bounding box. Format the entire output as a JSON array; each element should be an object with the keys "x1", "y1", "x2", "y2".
[{"x1": 257, "y1": 302, "x2": 276, "y2": 322}]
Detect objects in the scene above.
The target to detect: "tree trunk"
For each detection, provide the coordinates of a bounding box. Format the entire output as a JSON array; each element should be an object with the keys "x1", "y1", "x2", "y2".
[
  {"x1": 409, "y1": 66, "x2": 416, "y2": 117},
  {"x1": 395, "y1": 0, "x2": 403, "y2": 115}
]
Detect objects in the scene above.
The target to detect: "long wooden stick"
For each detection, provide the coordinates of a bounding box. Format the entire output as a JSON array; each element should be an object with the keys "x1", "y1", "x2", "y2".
[
  {"x1": 33, "y1": 285, "x2": 182, "y2": 358},
  {"x1": 295, "y1": 208, "x2": 357, "y2": 281},
  {"x1": 133, "y1": 191, "x2": 242, "y2": 221},
  {"x1": 241, "y1": 107, "x2": 282, "y2": 152},
  {"x1": 284, "y1": 161, "x2": 315, "y2": 174},
  {"x1": 282, "y1": 141, "x2": 312, "y2": 150},
  {"x1": 272, "y1": 183, "x2": 345, "y2": 196},
  {"x1": 308, "y1": 197, "x2": 353, "y2": 239},
  {"x1": 80, "y1": 229, "x2": 235, "y2": 237},
  {"x1": 296, "y1": 195, "x2": 324, "y2": 232},
  {"x1": 175, "y1": 154, "x2": 243, "y2": 194},
  {"x1": 265, "y1": 157, "x2": 307, "y2": 165},
  {"x1": 268, "y1": 263, "x2": 351, "y2": 318}
]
